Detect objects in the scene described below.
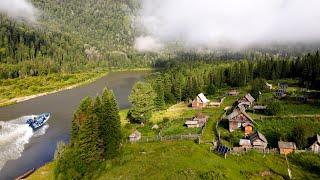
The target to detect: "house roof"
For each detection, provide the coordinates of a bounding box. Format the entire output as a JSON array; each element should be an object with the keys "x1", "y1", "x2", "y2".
[
  {"x1": 278, "y1": 141, "x2": 296, "y2": 149},
  {"x1": 250, "y1": 132, "x2": 267, "y2": 143},
  {"x1": 245, "y1": 93, "x2": 255, "y2": 103},
  {"x1": 227, "y1": 108, "x2": 254, "y2": 122},
  {"x1": 239, "y1": 139, "x2": 251, "y2": 146},
  {"x1": 185, "y1": 121, "x2": 198, "y2": 125},
  {"x1": 198, "y1": 93, "x2": 210, "y2": 103},
  {"x1": 228, "y1": 90, "x2": 239, "y2": 95}
]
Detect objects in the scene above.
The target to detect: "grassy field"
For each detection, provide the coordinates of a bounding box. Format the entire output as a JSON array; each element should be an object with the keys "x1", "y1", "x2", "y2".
[
  {"x1": 0, "y1": 71, "x2": 107, "y2": 106},
  {"x1": 28, "y1": 141, "x2": 320, "y2": 180}
]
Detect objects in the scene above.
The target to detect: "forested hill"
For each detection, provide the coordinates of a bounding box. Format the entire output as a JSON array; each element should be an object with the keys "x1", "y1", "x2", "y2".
[
  {"x1": 0, "y1": 0, "x2": 156, "y2": 79},
  {"x1": 32, "y1": 0, "x2": 138, "y2": 52}
]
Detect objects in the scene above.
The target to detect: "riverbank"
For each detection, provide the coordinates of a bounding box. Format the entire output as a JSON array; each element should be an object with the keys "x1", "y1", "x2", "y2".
[{"x1": 0, "y1": 71, "x2": 108, "y2": 107}]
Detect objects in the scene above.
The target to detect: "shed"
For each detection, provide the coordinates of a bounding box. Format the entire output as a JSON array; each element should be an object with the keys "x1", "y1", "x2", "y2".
[
  {"x1": 278, "y1": 141, "x2": 296, "y2": 155},
  {"x1": 308, "y1": 134, "x2": 320, "y2": 153},
  {"x1": 239, "y1": 139, "x2": 251, "y2": 148},
  {"x1": 129, "y1": 130, "x2": 141, "y2": 143},
  {"x1": 191, "y1": 112, "x2": 209, "y2": 128},
  {"x1": 228, "y1": 90, "x2": 239, "y2": 96},
  {"x1": 249, "y1": 132, "x2": 268, "y2": 149},
  {"x1": 185, "y1": 120, "x2": 199, "y2": 128},
  {"x1": 276, "y1": 89, "x2": 286, "y2": 98},
  {"x1": 192, "y1": 93, "x2": 210, "y2": 109},
  {"x1": 242, "y1": 122, "x2": 254, "y2": 135},
  {"x1": 253, "y1": 105, "x2": 267, "y2": 112}
]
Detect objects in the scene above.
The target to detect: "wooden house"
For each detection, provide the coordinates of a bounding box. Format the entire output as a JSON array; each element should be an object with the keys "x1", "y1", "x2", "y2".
[
  {"x1": 228, "y1": 90, "x2": 239, "y2": 96},
  {"x1": 249, "y1": 132, "x2": 268, "y2": 149},
  {"x1": 129, "y1": 130, "x2": 141, "y2": 143},
  {"x1": 278, "y1": 141, "x2": 296, "y2": 155},
  {"x1": 308, "y1": 134, "x2": 320, "y2": 153},
  {"x1": 228, "y1": 108, "x2": 254, "y2": 133},
  {"x1": 239, "y1": 139, "x2": 251, "y2": 148},
  {"x1": 192, "y1": 93, "x2": 210, "y2": 109},
  {"x1": 238, "y1": 93, "x2": 255, "y2": 107}
]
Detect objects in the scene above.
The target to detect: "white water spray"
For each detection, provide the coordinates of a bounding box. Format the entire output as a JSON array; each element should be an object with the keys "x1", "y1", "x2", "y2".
[{"x1": 0, "y1": 116, "x2": 49, "y2": 171}]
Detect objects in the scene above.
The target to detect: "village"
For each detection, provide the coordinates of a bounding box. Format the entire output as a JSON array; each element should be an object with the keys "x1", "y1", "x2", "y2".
[{"x1": 126, "y1": 81, "x2": 320, "y2": 158}]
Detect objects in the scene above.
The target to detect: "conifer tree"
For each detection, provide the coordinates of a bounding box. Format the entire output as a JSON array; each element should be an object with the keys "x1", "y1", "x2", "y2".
[
  {"x1": 99, "y1": 88, "x2": 122, "y2": 159},
  {"x1": 129, "y1": 81, "x2": 156, "y2": 123}
]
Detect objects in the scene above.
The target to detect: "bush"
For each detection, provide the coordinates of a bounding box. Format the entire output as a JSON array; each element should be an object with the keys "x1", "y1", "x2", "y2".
[{"x1": 266, "y1": 100, "x2": 283, "y2": 115}]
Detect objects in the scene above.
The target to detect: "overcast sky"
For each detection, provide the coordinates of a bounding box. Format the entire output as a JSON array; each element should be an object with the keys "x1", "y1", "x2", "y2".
[
  {"x1": 135, "y1": 0, "x2": 320, "y2": 51},
  {"x1": 0, "y1": 0, "x2": 38, "y2": 22}
]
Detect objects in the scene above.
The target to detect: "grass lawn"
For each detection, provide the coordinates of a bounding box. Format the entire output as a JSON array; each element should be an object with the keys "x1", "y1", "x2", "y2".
[
  {"x1": 255, "y1": 117, "x2": 320, "y2": 148},
  {"x1": 95, "y1": 141, "x2": 318, "y2": 180}
]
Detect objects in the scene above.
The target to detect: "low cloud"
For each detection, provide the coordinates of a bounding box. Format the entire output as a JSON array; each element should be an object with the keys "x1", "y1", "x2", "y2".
[
  {"x1": 0, "y1": 0, "x2": 39, "y2": 23},
  {"x1": 136, "y1": 0, "x2": 320, "y2": 50},
  {"x1": 134, "y1": 36, "x2": 163, "y2": 52}
]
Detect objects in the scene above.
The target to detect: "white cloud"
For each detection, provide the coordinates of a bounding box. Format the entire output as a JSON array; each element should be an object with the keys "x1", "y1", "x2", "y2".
[
  {"x1": 137, "y1": 0, "x2": 320, "y2": 49},
  {"x1": 134, "y1": 36, "x2": 163, "y2": 52},
  {"x1": 0, "y1": 0, "x2": 38, "y2": 23}
]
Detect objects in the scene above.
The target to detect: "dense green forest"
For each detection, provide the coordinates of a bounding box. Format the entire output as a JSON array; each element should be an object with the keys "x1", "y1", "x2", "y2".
[{"x1": 148, "y1": 51, "x2": 320, "y2": 109}]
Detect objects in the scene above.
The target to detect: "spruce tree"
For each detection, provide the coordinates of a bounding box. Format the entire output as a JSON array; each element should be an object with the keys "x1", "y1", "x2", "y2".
[{"x1": 99, "y1": 88, "x2": 122, "y2": 159}]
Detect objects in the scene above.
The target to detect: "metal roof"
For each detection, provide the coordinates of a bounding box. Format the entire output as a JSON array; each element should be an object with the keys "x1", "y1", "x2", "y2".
[{"x1": 198, "y1": 93, "x2": 210, "y2": 103}]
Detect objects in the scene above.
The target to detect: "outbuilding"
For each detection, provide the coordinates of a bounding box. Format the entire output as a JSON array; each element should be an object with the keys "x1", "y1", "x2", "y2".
[
  {"x1": 278, "y1": 141, "x2": 296, "y2": 155},
  {"x1": 249, "y1": 132, "x2": 268, "y2": 149},
  {"x1": 192, "y1": 93, "x2": 210, "y2": 109}
]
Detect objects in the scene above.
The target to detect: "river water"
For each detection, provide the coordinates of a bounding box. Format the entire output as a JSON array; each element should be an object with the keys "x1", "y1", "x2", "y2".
[{"x1": 0, "y1": 71, "x2": 147, "y2": 179}]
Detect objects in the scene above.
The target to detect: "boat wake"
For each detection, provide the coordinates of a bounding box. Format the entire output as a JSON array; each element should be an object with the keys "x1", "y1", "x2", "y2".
[{"x1": 0, "y1": 116, "x2": 49, "y2": 171}]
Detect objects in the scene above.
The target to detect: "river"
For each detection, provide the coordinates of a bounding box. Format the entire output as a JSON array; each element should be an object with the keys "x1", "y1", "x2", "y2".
[{"x1": 0, "y1": 71, "x2": 147, "y2": 179}]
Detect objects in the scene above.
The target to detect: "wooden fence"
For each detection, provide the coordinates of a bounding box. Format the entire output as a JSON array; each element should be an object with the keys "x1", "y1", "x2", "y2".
[{"x1": 124, "y1": 134, "x2": 200, "y2": 144}]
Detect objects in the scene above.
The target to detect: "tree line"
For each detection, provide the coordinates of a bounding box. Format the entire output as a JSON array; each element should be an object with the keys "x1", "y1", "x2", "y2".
[{"x1": 54, "y1": 88, "x2": 121, "y2": 179}]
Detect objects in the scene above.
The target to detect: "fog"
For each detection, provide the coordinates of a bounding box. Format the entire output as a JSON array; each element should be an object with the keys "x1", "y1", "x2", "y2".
[
  {"x1": 0, "y1": 0, "x2": 38, "y2": 23},
  {"x1": 135, "y1": 0, "x2": 320, "y2": 51}
]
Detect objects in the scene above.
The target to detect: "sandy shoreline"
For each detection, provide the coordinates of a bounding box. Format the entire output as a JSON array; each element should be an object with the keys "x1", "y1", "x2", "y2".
[{"x1": 0, "y1": 72, "x2": 108, "y2": 107}]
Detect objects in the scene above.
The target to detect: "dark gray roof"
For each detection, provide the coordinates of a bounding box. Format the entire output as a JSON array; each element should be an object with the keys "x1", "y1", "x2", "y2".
[
  {"x1": 250, "y1": 131, "x2": 267, "y2": 143},
  {"x1": 227, "y1": 108, "x2": 254, "y2": 122},
  {"x1": 278, "y1": 141, "x2": 296, "y2": 149}
]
